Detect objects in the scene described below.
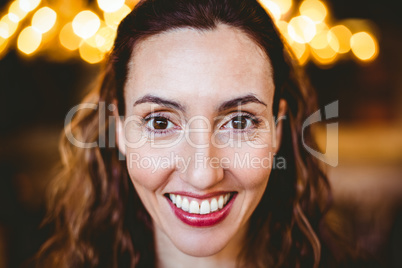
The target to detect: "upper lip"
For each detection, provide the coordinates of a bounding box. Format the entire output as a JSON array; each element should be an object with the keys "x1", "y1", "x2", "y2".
[{"x1": 165, "y1": 191, "x2": 236, "y2": 199}]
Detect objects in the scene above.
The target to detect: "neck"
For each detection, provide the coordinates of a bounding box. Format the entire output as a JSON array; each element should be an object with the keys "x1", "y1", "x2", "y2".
[{"x1": 154, "y1": 223, "x2": 247, "y2": 268}]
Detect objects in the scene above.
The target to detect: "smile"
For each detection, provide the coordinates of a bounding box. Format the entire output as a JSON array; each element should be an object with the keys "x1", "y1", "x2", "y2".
[{"x1": 165, "y1": 192, "x2": 237, "y2": 227}]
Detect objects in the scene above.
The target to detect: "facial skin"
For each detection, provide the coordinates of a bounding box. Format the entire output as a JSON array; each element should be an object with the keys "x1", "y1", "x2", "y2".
[{"x1": 117, "y1": 24, "x2": 285, "y2": 267}]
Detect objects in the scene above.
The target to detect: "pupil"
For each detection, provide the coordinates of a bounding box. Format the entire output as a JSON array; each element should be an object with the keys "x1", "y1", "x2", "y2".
[
  {"x1": 153, "y1": 117, "x2": 168, "y2": 129},
  {"x1": 232, "y1": 116, "x2": 247, "y2": 129}
]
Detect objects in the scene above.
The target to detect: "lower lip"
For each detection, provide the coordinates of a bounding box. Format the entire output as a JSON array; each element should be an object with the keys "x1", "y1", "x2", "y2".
[{"x1": 167, "y1": 194, "x2": 237, "y2": 227}]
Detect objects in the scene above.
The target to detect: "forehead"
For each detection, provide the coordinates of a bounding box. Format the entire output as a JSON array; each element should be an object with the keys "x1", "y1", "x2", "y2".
[{"x1": 124, "y1": 24, "x2": 274, "y2": 112}]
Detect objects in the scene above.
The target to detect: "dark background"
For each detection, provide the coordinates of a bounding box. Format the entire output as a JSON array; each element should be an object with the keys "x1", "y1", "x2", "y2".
[{"x1": 1, "y1": 0, "x2": 401, "y2": 267}]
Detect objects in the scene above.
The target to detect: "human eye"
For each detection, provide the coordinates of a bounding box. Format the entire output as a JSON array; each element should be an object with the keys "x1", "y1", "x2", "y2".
[
  {"x1": 143, "y1": 113, "x2": 180, "y2": 136},
  {"x1": 221, "y1": 112, "x2": 262, "y2": 131}
]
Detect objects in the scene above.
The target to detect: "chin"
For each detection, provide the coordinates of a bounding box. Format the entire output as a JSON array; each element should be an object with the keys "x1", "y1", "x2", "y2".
[{"x1": 171, "y1": 231, "x2": 234, "y2": 257}]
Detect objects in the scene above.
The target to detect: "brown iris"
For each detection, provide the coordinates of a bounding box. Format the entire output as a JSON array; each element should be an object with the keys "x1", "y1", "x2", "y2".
[
  {"x1": 152, "y1": 117, "x2": 169, "y2": 129},
  {"x1": 231, "y1": 116, "x2": 248, "y2": 129}
]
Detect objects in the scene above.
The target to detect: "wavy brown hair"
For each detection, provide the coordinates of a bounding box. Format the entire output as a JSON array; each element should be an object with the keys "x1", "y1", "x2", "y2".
[{"x1": 35, "y1": 0, "x2": 332, "y2": 267}]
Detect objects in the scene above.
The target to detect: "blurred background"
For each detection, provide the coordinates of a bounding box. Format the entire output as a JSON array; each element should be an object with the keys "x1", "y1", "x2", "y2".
[{"x1": 0, "y1": 0, "x2": 401, "y2": 267}]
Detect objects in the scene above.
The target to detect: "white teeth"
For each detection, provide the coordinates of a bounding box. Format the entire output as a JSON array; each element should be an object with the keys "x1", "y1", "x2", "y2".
[
  {"x1": 218, "y1": 196, "x2": 224, "y2": 209},
  {"x1": 181, "y1": 198, "x2": 189, "y2": 212},
  {"x1": 169, "y1": 194, "x2": 176, "y2": 204},
  {"x1": 189, "y1": 200, "x2": 200, "y2": 214},
  {"x1": 176, "y1": 195, "x2": 182, "y2": 208},
  {"x1": 210, "y1": 198, "x2": 218, "y2": 212},
  {"x1": 200, "y1": 200, "x2": 210, "y2": 214},
  {"x1": 169, "y1": 193, "x2": 233, "y2": 215}
]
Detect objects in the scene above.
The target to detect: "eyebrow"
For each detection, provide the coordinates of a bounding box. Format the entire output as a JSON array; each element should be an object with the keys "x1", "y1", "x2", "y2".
[
  {"x1": 217, "y1": 94, "x2": 267, "y2": 112},
  {"x1": 133, "y1": 93, "x2": 266, "y2": 113},
  {"x1": 133, "y1": 94, "x2": 186, "y2": 112}
]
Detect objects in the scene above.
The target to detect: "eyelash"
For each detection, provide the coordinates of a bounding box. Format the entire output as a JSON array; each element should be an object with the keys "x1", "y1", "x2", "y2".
[
  {"x1": 141, "y1": 111, "x2": 262, "y2": 136},
  {"x1": 221, "y1": 112, "x2": 262, "y2": 132},
  {"x1": 142, "y1": 112, "x2": 179, "y2": 136}
]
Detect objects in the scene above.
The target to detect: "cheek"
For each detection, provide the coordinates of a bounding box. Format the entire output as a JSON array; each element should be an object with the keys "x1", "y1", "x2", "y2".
[
  {"x1": 235, "y1": 156, "x2": 272, "y2": 192},
  {"x1": 125, "y1": 148, "x2": 173, "y2": 191},
  {"x1": 224, "y1": 142, "x2": 275, "y2": 188},
  {"x1": 124, "y1": 148, "x2": 175, "y2": 222}
]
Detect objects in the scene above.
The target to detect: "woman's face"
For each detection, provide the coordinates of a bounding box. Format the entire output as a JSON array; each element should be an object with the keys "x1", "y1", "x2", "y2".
[{"x1": 120, "y1": 25, "x2": 280, "y2": 257}]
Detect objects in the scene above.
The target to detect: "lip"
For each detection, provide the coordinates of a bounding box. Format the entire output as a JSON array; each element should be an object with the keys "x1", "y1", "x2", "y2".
[
  {"x1": 166, "y1": 192, "x2": 237, "y2": 227},
  {"x1": 168, "y1": 191, "x2": 232, "y2": 200}
]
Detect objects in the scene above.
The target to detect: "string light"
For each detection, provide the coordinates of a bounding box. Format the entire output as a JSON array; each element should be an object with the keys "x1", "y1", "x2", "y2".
[
  {"x1": 19, "y1": 0, "x2": 41, "y2": 12},
  {"x1": 350, "y1": 31, "x2": 378, "y2": 61},
  {"x1": 103, "y1": 4, "x2": 131, "y2": 29},
  {"x1": 326, "y1": 30, "x2": 339, "y2": 52},
  {"x1": 311, "y1": 42, "x2": 337, "y2": 66},
  {"x1": 72, "y1": 10, "x2": 101, "y2": 39},
  {"x1": 291, "y1": 41, "x2": 310, "y2": 65},
  {"x1": 270, "y1": 0, "x2": 293, "y2": 16},
  {"x1": 9, "y1": 1, "x2": 28, "y2": 22},
  {"x1": 0, "y1": 22, "x2": 9, "y2": 39},
  {"x1": 0, "y1": 14, "x2": 19, "y2": 38},
  {"x1": 59, "y1": 22, "x2": 82, "y2": 51},
  {"x1": 0, "y1": 36, "x2": 8, "y2": 55},
  {"x1": 17, "y1": 26, "x2": 41, "y2": 54},
  {"x1": 259, "y1": 0, "x2": 282, "y2": 21},
  {"x1": 79, "y1": 41, "x2": 105, "y2": 64},
  {"x1": 310, "y1": 30, "x2": 330, "y2": 50},
  {"x1": 288, "y1": 15, "x2": 316, "y2": 44},
  {"x1": 329, "y1": 25, "x2": 352, "y2": 54},
  {"x1": 94, "y1": 26, "x2": 116, "y2": 52},
  {"x1": 7, "y1": 13, "x2": 19, "y2": 23},
  {"x1": 299, "y1": 0, "x2": 327, "y2": 23},
  {"x1": 31, "y1": 7, "x2": 57, "y2": 34},
  {"x1": 97, "y1": 0, "x2": 125, "y2": 13},
  {"x1": 0, "y1": 0, "x2": 380, "y2": 66}
]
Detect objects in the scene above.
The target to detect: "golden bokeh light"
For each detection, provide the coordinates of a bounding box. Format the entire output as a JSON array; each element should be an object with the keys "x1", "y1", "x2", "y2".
[
  {"x1": 0, "y1": 36, "x2": 8, "y2": 53},
  {"x1": 0, "y1": 36, "x2": 6, "y2": 46},
  {"x1": 288, "y1": 15, "x2": 316, "y2": 44},
  {"x1": 270, "y1": 0, "x2": 293, "y2": 16},
  {"x1": 0, "y1": 37, "x2": 8, "y2": 59},
  {"x1": 72, "y1": 10, "x2": 101, "y2": 39},
  {"x1": 94, "y1": 26, "x2": 116, "y2": 52},
  {"x1": 275, "y1": 20, "x2": 288, "y2": 35},
  {"x1": 84, "y1": 32, "x2": 99, "y2": 48},
  {"x1": 350, "y1": 31, "x2": 378, "y2": 61},
  {"x1": 59, "y1": 22, "x2": 82, "y2": 51},
  {"x1": 104, "y1": 4, "x2": 131, "y2": 29},
  {"x1": 259, "y1": 0, "x2": 281, "y2": 21},
  {"x1": 311, "y1": 44, "x2": 337, "y2": 66},
  {"x1": 17, "y1": 26, "x2": 42, "y2": 54},
  {"x1": 315, "y1": 21, "x2": 329, "y2": 33},
  {"x1": 328, "y1": 25, "x2": 352, "y2": 54},
  {"x1": 19, "y1": 0, "x2": 41, "y2": 12},
  {"x1": 309, "y1": 30, "x2": 329, "y2": 49},
  {"x1": 0, "y1": 14, "x2": 19, "y2": 38},
  {"x1": 97, "y1": 0, "x2": 125, "y2": 13},
  {"x1": 32, "y1": 7, "x2": 57, "y2": 34},
  {"x1": 290, "y1": 41, "x2": 310, "y2": 65},
  {"x1": 0, "y1": 0, "x2": 380, "y2": 65},
  {"x1": 276, "y1": 20, "x2": 291, "y2": 43},
  {"x1": 341, "y1": 19, "x2": 378, "y2": 37},
  {"x1": 79, "y1": 41, "x2": 105, "y2": 64},
  {"x1": 9, "y1": 1, "x2": 28, "y2": 22},
  {"x1": 326, "y1": 30, "x2": 339, "y2": 53},
  {"x1": 7, "y1": 13, "x2": 20, "y2": 23},
  {"x1": 299, "y1": 0, "x2": 327, "y2": 23},
  {"x1": 0, "y1": 22, "x2": 8, "y2": 39}
]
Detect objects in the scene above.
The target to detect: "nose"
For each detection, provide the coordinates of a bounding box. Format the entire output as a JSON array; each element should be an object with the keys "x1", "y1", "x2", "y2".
[{"x1": 179, "y1": 121, "x2": 224, "y2": 190}]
